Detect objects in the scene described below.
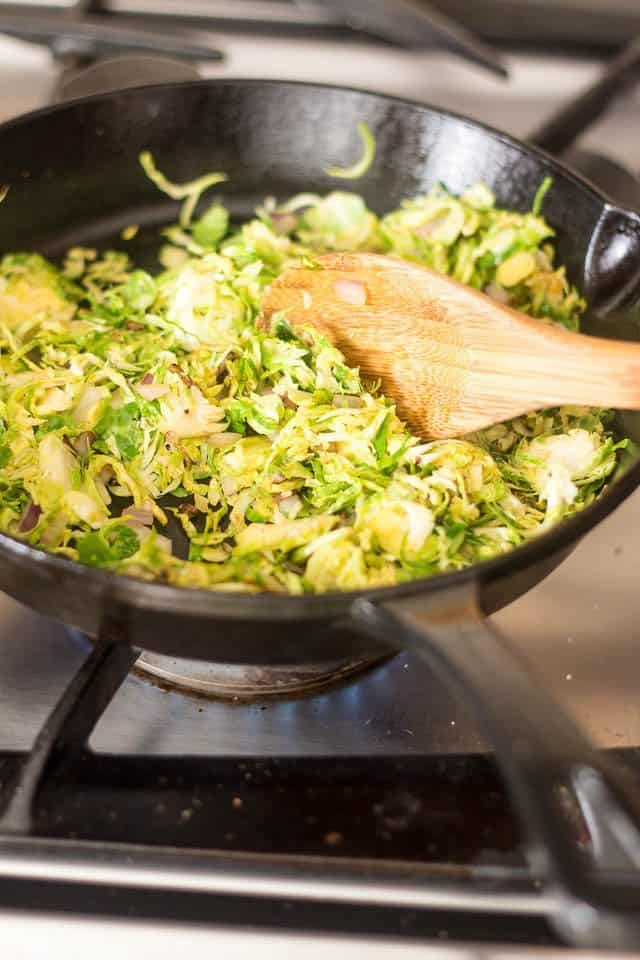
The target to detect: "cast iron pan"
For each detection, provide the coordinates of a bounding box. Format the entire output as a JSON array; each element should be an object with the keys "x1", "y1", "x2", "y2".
[{"x1": 1, "y1": 70, "x2": 640, "y2": 945}]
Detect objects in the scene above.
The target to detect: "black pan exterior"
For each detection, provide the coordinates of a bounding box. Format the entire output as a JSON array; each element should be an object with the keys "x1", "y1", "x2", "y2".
[{"x1": 0, "y1": 79, "x2": 639, "y2": 660}]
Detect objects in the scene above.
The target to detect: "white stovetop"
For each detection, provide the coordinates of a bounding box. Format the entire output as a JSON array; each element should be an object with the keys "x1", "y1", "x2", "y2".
[{"x1": 0, "y1": 27, "x2": 637, "y2": 959}]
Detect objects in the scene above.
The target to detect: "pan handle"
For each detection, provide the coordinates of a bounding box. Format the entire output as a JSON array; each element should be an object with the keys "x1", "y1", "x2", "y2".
[
  {"x1": 585, "y1": 204, "x2": 640, "y2": 315},
  {"x1": 351, "y1": 583, "x2": 640, "y2": 948}
]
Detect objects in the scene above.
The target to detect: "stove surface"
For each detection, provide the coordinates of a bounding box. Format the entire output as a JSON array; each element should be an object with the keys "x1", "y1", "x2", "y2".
[{"x1": 1, "y1": 24, "x2": 640, "y2": 958}]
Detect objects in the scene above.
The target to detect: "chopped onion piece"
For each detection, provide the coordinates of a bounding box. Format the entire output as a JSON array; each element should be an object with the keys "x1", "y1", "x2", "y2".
[
  {"x1": 124, "y1": 507, "x2": 154, "y2": 526},
  {"x1": 123, "y1": 519, "x2": 152, "y2": 543},
  {"x1": 278, "y1": 493, "x2": 302, "y2": 518},
  {"x1": 484, "y1": 282, "x2": 511, "y2": 305},
  {"x1": 194, "y1": 492, "x2": 208, "y2": 513},
  {"x1": 334, "y1": 279, "x2": 366, "y2": 305},
  {"x1": 270, "y1": 211, "x2": 297, "y2": 234},
  {"x1": 155, "y1": 534, "x2": 173, "y2": 555},
  {"x1": 333, "y1": 395, "x2": 363, "y2": 409},
  {"x1": 19, "y1": 500, "x2": 41, "y2": 533},
  {"x1": 137, "y1": 381, "x2": 169, "y2": 400},
  {"x1": 207, "y1": 432, "x2": 242, "y2": 449},
  {"x1": 221, "y1": 476, "x2": 238, "y2": 496},
  {"x1": 72, "y1": 431, "x2": 95, "y2": 456},
  {"x1": 415, "y1": 214, "x2": 448, "y2": 238}
]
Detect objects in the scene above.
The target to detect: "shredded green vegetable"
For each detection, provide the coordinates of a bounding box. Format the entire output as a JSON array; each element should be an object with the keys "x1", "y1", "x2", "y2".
[
  {"x1": 0, "y1": 162, "x2": 625, "y2": 593},
  {"x1": 139, "y1": 151, "x2": 227, "y2": 228},
  {"x1": 325, "y1": 121, "x2": 376, "y2": 180},
  {"x1": 532, "y1": 176, "x2": 552, "y2": 216}
]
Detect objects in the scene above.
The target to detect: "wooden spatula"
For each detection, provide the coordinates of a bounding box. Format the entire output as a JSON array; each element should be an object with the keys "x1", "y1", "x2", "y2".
[{"x1": 262, "y1": 252, "x2": 640, "y2": 438}]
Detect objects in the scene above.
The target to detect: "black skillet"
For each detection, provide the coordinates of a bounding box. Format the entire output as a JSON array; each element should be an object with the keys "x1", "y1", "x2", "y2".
[{"x1": 2, "y1": 75, "x2": 640, "y2": 945}]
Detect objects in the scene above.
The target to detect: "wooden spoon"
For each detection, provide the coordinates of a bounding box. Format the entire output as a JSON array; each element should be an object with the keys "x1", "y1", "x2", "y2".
[{"x1": 262, "y1": 252, "x2": 640, "y2": 438}]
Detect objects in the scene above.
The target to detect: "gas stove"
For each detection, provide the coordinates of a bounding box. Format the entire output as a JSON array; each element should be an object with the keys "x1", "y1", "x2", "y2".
[{"x1": 1, "y1": 13, "x2": 640, "y2": 958}]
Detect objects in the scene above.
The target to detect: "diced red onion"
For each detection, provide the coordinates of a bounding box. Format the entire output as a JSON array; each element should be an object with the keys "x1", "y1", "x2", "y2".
[
  {"x1": 415, "y1": 214, "x2": 448, "y2": 238},
  {"x1": 155, "y1": 534, "x2": 173, "y2": 555},
  {"x1": 72, "y1": 431, "x2": 95, "y2": 456},
  {"x1": 41, "y1": 515, "x2": 66, "y2": 547},
  {"x1": 332, "y1": 395, "x2": 363, "y2": 409},
  {"x1": 169, "y1": 363, "x2": 193, "y2": 387},
  {"x1": 221, "y1": 476, "x2": 238, "y2": 496},
  {"x1": 141, "y1": 372, "x2": 154, "y2": 385},
  {"x1": 277, "y1": 493, "x2": 301, "y2": 517},
  {"x1": 122, "y1": 519, "x2": 152, "y2": 543},
  {"x1": 334, "y1": 279, "x2": 366, "y2": 306},
  {"x1": 282, "y1": 394, "x2": 298, "y2": 411},
  {"x1": 271, "y1": 212, "x2": 297, "y2": 234},
  {"x1": 271, "y1": 472, "x2": 285, "y2": 483},
  {"x1": 207, "y1": 432, "x2": 242, "y2": 449},
  {"x1": 484, "y1": 282, "x2": 511, "y2": 305},
  {"x1": 194, "y1": 493, "x2": 208, "y2": 513},
  {"x1": 99, "y1": 465, "x2": 115, "y2": 484},
  {"x1": 124, "y1": 507, "x2": 154, "y2": 527},
  {"x1": 137, "y1": 381, "x2": 169, "y2": 400},
  {"x1": 19, "y1": 500, "x2": 41, "y2": 533}
]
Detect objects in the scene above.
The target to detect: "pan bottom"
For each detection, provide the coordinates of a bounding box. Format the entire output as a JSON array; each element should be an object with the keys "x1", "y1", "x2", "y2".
[
  {"x1": 65, "y1": 628, "x2": 386, "y2": 700},
  {"x1": 133, "y1": 650, "x2": 385, "y2": 700}
]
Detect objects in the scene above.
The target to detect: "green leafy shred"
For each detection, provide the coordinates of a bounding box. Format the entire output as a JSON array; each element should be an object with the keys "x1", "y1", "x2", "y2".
[
  {"x1": 139, "y1": 151, "x2": 227, "y2": 228},
  {"x1": 0, "y1": 166, "x2": 625, "y2": 592},
  {"x1": 325, "y1": 121, "x2": 376, "y2": 180},
  {"x1": 532, "y1": 176, "x2": 552, "y2": 216},
  {"x1": 77, "y1": 524, "x2": 140, "y2": 567}
]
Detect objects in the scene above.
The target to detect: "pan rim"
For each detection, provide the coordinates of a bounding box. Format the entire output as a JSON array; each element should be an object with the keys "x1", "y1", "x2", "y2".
[
  {"x1": 0, "y1": 76, "x2": 621, "y2": 208},
  {"x1": 0, "y1": 76, "x2": 638, "y2": 621}
]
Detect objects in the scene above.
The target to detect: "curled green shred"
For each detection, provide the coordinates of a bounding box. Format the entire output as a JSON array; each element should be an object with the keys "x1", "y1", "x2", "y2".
[
  {"x1": 0, "y1": 170, "x2": 625, "y2": 594},
  {"x1": 325, "y1": 122, "x2": 376, "y2": 180},
  {"x1": 532, "y1": 176, "x2": 552, "y2": 216},
  {"x1": 139, "y1": 151, "x2": 227, "y2": 228}
]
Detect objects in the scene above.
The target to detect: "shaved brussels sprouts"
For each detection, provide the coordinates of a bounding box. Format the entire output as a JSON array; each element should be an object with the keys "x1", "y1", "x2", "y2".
[{"x1": 0, "y1": 171, "x2": 624, "y2": 593}]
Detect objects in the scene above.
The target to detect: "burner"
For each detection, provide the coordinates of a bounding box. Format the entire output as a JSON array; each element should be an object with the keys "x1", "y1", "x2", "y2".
[
  {"x1": 66, "y1": 626, "x2": 384, "y2": 699},
  {"x1": 134, "y1": 646, "x2": 384, "y2": 698}
]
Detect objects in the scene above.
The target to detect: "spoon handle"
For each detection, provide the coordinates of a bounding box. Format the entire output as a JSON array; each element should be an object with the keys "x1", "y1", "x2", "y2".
[{"x1": 498, "y1": 323, "x2": 640, "y2": 411}]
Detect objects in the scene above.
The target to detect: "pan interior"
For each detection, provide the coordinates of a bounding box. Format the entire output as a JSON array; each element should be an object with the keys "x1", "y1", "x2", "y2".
[{"x1": 0, "y1": 80, "x2": 639, "y2": 657}]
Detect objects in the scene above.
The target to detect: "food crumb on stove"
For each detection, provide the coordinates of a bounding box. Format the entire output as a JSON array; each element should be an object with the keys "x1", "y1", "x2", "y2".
[
  {"x1": 324, "y1": 830, "x2": 343, "y2": 847},
  {"x1": 232, "y1": 796, "x2": 243, "y2": 809},
  {"x1": 450, "y1": 720, "x2": 456, "y2": 726},
  {"x1": 180, "y1": 808, "x2": 193, "y2": 822},
  {"x1": 565, "y1": 673, "x2": 573, "y2": 681}
]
